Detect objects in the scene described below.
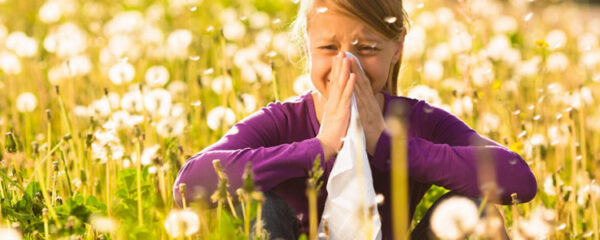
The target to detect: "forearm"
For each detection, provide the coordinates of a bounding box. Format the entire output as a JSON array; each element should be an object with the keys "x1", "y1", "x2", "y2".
[{"x1": 173, "y1": 137, "x2": 326, "y2": 207}]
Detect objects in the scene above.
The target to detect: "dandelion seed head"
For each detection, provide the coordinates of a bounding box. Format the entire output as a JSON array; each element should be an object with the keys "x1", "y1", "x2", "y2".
[
  {"x1": 108, "y1": 62, "x2": 135, "y2": 85},
  {"x1": 545, "y1": 29, "x2": 567, "y2": 50},
  {"x1": 39, "y1": 1, "x2": 63, "y2": 23},
  {"x1": 249, "y1": 11, "x2": 270, "y2": 29},
  {"x1": 164, "y1": 209, "x2": 200, "y2": 238},
  {"x1": 145, "y1": 65, "x2": 170, "y2": 87},
  {"x1": 207, "y1": 106, "x2": 236, "y2": 131},
  {"x1": 211, "y1": 75, "x2": 233, "y2": 94},
  {"x1": 16, "y1": 92, "x2": 38, "y2": 113},
  {"x1": 222, "y1": 21, "x2": 246, "y2": 41},
  {"x1": 0, "y1": 227, "x2": 21, "y2": 240},
  {"x1": 5, "y1": 32, "x2": 38, "y2": 57},
  {"x1": 144, "y1": 89, "x2": 172, "y2": 117},
  {"x1": 431, "y1": 196, "x2": 479, "y2": 239},
  {"x1": 423, "y1": 60, "x2": 444, "y2": 81},
  {"x1": 156, "y1": 117, "x2": 186, "y2": 138},
  {"x1": 0, "y1": 51, "x2": 22, "y2": 74},
  {"x1": 90, "y1": 214, "x2": 118, "y2": 233}
]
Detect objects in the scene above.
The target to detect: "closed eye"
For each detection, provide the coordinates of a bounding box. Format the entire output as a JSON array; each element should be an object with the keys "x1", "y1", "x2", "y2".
[{"x1": 319, "y1": 45, "x2": 337, "y2": 50}]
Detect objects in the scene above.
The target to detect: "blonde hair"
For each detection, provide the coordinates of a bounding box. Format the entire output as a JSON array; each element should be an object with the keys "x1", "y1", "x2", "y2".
[{"x1": 290, "y1": 0, "x2": 408, "y2": 95}]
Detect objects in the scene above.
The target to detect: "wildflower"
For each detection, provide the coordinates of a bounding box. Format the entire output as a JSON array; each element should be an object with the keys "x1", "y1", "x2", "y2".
[
  {"x1": 253, "y1": 61, "x2": 273, "y2": 82},
  {"x1": 577, "y1": 32, "x2": 598, "y2": 52},
  {"x1": 145, "y1": 65, "x2": 170, "y2": 87},
  {"x1": 407, "y1": 85, "x2": 442, "y2": 106},
  {"x1": 449, "y1": 29, "x2": 472, "y2": 53},
  {"x1": 167, "y1": 80, "x2": 187, "y2": 96},
  {"x1": 486, "y1": 35, "x2": 511, "y2": 61},
  {"x1": 428, "y1": 42, "x2": 451, "y2": 62},
  {"x1": 0, "y1": 227, "x2": 21, "y2": 240},
  {"x1": 90, "y1": 214, "x2": 118, "y2": 233},
  {"x1": 164, "y1": 209, "x2": 200, "y2": 238},
  {"x1": 430, "y1": 196, "x2": 479, "y2": 239},
  {"x1": 238, "y1": 94, "x2": 257, "y2": 113},
  {"x1": 493, "y1": 16, "x2": 518, "y2": 34},
  {"x1": 207, "y1": 106, "x2": 236, "y2": 131},
  {"x1": 516, "y1": 56, "x2": 542, "y2": 77},
  {"x1": 108, "y1": 62, "x2": 135, "y2": 85},
  {"x1": 0, "y1": 51, "x2": 21, "y2": 74},
  {"x1": 39, "y1": 0, "x2": 63, "y2": 23},
  {"x1": 546, "y1": 52, "x2": 569, "y2": 72},
  {"x1": 545, "y1": 29, "x2": 567, "y2": 50},
  {"x1": 16, "y1": 92, "x2": 37, "y2": 113},
  {"x1": 223, "y1": 20, "x2": 246, "y2": 41},
  {"x1": 141, "y1": 24, "x2": 164, "y2": 45},
  {"x1": 240, "y1": 64, "x2": 258, "y2": 83},
  {"x1": 519, "y1": 206, "x2": 555, "y2": 238},
  {"x1": 43, "y1": 22, "x2": 87, "y2": 58},
  {"x1": 91, "y1": 98, "x2": 112, "y2": 117},
  {"x1": 211, "y1": 75, "x2": 233, "y2": 94},
  {"x1": 104, "y1": 11, "x2": 145, "y2": 36},
  {"x1": 156, "y1": 117, "x2": 185, "y2": 138},
  {"x1": 272, "y1": 32, "x2": 298, "y2": 57},
  {"x1": 577, "y1": 183, "x2": 600, "y2": 206},
  {"x1": 5, "y1": 32, "x2": 37, "y2": 57},
  {"x1": 249, "y1": 11, "x2": 270, "y2": 29},
  {"x1": 403, "y1": 26, "x2": 426, "y2": 58},
  {"x1": 167, "y1": 29, "x2": 193, "y2": 58},
  {"x1": 423, "y1": 60, "x2": 444, "y2": 81},
  {"x1": 480, "y1": 113, "x2": 500, "y2": 134},
  {"x1": 121, "y1": 89, "x2": 144, "y2": 113},
  {"x1": 141, "y1": 145, "x2": 160, "y2": 166}
]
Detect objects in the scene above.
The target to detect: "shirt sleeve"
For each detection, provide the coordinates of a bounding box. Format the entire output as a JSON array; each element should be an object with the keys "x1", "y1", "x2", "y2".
[
  {"x1": 173, "y1": 102, "x2": 326, "y2": 207},
  {"x1": 368, "y1": 100, "x2": 537, "y2": 204}
]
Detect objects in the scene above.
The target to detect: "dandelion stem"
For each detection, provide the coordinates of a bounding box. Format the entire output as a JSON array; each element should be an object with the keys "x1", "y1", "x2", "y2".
[
  {"x1": 389, "y1": 115, "x2": 410, "y2": 240},
  {"x1": 135, "y1": 140, "x2": 144, "y2": 226},
  {"x1": 59, "y1": 148, "x2": 73, "y2": 197}
]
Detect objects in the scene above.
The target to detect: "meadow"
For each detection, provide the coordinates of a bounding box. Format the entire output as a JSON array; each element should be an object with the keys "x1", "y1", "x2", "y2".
[{"x1": 1, "y1": 0, "x2": 599, "y2": 239}]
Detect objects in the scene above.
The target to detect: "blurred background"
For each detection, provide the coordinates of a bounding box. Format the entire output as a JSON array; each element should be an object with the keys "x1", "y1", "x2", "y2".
[{"x1": 0, "y1": 0, "x2": 599, "y2": 239}]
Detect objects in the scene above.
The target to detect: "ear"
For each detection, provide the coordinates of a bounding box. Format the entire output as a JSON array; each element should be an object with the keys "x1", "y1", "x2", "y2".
[{"x1": 392, "y1": 31, "x2": 406, "y2": 63}]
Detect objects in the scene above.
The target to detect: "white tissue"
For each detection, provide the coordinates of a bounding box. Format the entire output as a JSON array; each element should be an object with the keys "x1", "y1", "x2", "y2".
[{"x1": 319, "y1": 52, "x2": 382, "y2": 240}]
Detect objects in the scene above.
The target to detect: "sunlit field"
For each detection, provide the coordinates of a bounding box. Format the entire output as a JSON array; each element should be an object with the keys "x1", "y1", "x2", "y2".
[{"x1": 1, "y1": 0, "x2": 600, "y2": 239}]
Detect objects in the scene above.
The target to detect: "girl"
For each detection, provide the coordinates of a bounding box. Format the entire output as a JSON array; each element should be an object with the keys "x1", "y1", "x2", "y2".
[{"x1": 174, "y1": 0, "x2": 537, "y2": 239}]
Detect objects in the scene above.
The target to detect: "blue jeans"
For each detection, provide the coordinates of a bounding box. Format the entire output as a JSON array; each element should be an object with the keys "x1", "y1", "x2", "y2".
[{"x1": 242, "y1": 191, "x2": 509, "y2": 240}]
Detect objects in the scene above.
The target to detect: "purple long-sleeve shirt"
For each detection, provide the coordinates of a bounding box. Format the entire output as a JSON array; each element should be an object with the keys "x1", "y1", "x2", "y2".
[{"x1": 173, "y1": 90, "x2": 537, "y2": 238}]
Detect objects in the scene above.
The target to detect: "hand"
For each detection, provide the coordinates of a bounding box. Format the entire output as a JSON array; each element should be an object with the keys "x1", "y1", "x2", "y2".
[
  {"x1": 316, "y1": 51, "x2": 356, "y2": 161},
  {"x1": 348, "y1": 57, "x2": 386, "y2": 156}
]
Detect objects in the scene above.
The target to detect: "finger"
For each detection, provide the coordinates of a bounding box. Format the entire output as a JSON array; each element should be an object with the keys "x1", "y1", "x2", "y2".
[{"x1": 341, "y1": 73, "x2": 356, "y2": 106}]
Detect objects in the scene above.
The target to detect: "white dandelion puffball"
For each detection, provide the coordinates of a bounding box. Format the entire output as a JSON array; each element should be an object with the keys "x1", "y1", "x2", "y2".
[
  {"x1": 223, "y1": 20, "x2": 246, "y2": 41},
  {"x1": 407, "y1": 85, "x2": 442, "y2": 106},
  {"x1": 0, "y1": 51, "x2": 21, "y2": 74},
  {"x1": 207, "y1": 106, "x2": 236, "y2": 130},
  {"x1": 545, "y1": 29, "x2": 567, "y2": 50},
  {"x1": 140, "y1": 144, "x2": 160, "y2": 165},
  {"x1": 108, "y1": 62, "x2": 135, "y2": 85},
  {"x1": 16, "y1": 92, "x2": 38, "y2": 113},
  {"x1": 211, "y1": 75, "x2": 233, "y2": 93},
  {"x1": 164, "y1": 209, "x2": 200, "y2": 238},
  {"x1": 90, "y1": 214, "x2": 118, "y2": 233},
  {"x1": 167, "y1": 29, "x2": 193, "y2": 58},
  {"x1": 431, "y1": 196, "x2": 480, "y2": 239},
  {"x1": 5, "y1": 32, "x2": 38, "y2": 57},
  {"x1": 143, "y1": 89, "x2": 172, "y2": 117},
  {"x1": 546, "y1": 52, "x2": 569, "y2": 72},
  {"x1": 423, "y1": 60, "x2": 444, "y2": 81},
  {"x1": 39, "y1": 0, "x2": 63, "y2": 23},
  {"x1": 156, "y1": 117, "x2": 185, "y2": 138},
  {"x1": 145, "y1": 65, "x2": 170, "y2": 87},
  {"x1": 0, "y1": 227, "x2": 22, "y2": 240}
]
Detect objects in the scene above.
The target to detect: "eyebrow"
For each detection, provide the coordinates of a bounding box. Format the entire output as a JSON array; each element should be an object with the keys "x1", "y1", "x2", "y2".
[{"x1": 315, "y1": 34, "x2": 383, "y2": 44}]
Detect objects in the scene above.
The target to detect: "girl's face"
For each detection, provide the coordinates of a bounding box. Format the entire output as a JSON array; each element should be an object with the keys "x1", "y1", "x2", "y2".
[{"x1": 306, "y1": 2, "x2": 404, "y2": 98}]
